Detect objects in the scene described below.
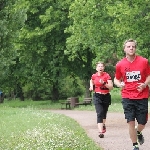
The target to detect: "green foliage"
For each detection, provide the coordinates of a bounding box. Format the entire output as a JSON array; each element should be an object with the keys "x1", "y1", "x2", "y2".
[
  {"x1": 0, "y1": 0, "x2": 28, "y2": 99},
  {"x1": 0, "y1": 0, "x2": 27, "y2": 66},
  {"x1": 17, "y1": 0, "x2": 74, "y2": 100},
  {"x1": 59, "y1": 75, "x2": 85, "y2": 98},
  {"x1": 106, "y1": 0, "x2": 150, "y2": 59},
  {"x1": 22, "y1": 74, "x2": 85, "y2": 100},
  {"x1": 1, "y1": 0, "x2": 150, "y2": 101},
  {"x1": 2, "y1": 87, "x2": 124, "y2": 112},
  {"x1": 65, "y1": 0, "x2": 118, "y2": 67}
]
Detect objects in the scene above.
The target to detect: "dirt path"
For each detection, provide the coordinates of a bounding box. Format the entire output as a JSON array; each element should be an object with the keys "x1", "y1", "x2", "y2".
[{"x1": 50, "y1": 110, "x2": 150, "y2": 150}]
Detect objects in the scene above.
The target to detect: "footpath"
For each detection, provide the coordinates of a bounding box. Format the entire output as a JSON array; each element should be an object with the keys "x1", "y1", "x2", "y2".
[{"x1": 50, "y1": 110, "x2": 150, "y2": 150}]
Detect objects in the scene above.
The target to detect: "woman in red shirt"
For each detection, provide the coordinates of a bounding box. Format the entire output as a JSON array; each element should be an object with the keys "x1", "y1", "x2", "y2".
[{"x1": 89, "y1": 62, "x2": 113, "y2": 138}]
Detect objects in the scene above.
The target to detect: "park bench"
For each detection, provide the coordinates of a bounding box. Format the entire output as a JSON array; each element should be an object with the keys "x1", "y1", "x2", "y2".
[
  {"x1": 61, "y1": 97, "x2": 79, "y2": 109},
  {"x1": 61, "y1": 98, "x2": 71, "y2": 109},
  {"x1": 75, "y1": 97, "x2": 92, "y2": 107}
]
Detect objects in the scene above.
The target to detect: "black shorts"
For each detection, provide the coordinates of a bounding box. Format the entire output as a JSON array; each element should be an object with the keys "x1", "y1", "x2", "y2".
[
  {"x1": 122, "y1": 98, "x2": 148, "y2": 125},
  {"x1": 93, "y1": 93, "x2": 111, "y2": 105}
]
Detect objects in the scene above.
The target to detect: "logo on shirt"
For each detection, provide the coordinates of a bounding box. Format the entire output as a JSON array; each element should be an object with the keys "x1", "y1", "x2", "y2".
[{"x1": 126, "y1": 71, "x2": 141, "y2": 82}]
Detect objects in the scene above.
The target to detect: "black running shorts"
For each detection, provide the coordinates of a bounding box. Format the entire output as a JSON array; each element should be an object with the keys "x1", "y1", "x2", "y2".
[{"x1": 122, "y1": 98, "x2": 148, "y2": 125}]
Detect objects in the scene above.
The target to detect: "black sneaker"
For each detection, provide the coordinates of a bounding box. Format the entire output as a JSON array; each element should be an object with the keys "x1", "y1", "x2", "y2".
[
  {"x1": 98, "y1": 133, "x2": 104, "y2": 138},
  {"x1": 133, "y1": 145, "x2": 139, "y2": 150},
  {"x1": 137, "y1": 131, "x2": 144, "y2": 145},
  {"x1": 102, "y1": 124, "x2": 106, "y2": 133}
]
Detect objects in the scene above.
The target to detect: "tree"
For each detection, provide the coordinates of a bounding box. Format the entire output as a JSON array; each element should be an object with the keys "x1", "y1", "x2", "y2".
[
  {"x1": 0, "y1": 0, "x2": 27, "y2": 100},
  {"x1": 18, "y1": 0, "x2": 74, "y2": 100},
  {"x1": 106, "y1": 0, "x2": 150, "y2": 59},
  {"x1": 65, "y1": 0, "x2": 119, "y2": 97}
]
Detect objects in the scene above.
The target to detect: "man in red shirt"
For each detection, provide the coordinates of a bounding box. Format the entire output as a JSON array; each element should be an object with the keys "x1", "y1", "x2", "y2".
[
  {"x1": 89, "y1": 62, "x2": 113, "y2": 138},
  {"x1": 114, "y1": 39, "x2": 150, "y2": 150}
]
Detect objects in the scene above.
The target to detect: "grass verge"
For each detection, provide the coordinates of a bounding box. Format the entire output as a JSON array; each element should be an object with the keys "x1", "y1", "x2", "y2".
[{"x1": 0, "y1": 107, "x2": 101, "y2": 150}]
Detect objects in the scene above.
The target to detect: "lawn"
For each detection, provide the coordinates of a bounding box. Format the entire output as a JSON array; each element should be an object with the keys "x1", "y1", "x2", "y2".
[{"x1": 0, "y1": 102, "x2": 101, "y2": 150}]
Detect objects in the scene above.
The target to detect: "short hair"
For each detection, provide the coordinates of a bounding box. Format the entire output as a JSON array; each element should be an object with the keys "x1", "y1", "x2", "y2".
[
  {"x1": 123, "y1": 39, "x2": 137, "y2": 48},
  {"x1": 96, "y1": 61, "x2": 105, "y2": 67}
]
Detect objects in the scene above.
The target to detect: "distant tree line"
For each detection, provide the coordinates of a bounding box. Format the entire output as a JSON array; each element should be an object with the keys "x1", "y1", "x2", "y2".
[{"x1": 0, "y1": 0, "x2": 150, "y2": 101}]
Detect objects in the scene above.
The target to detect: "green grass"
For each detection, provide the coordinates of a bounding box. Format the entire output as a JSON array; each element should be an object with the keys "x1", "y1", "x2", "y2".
[
  {"x1": 1, "y1": 99, "x2": 60, "y2": 109},
  {"x1": 0, "y1": 107, "x2": 101, "y2": 150},
  {"x1": 1, "y1": 88, "x2": 124, "y2": 112},
  {"x1": 0, "y1": 89, "x2": 123, "y2": 150},
  {"x1": 2, "y1": 98, "x2": 124, "y2": 112}
]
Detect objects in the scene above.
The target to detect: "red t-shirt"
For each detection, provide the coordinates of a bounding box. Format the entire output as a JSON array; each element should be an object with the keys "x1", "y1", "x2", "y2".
[
  {"x1": 91, "y1": 72, "x2": 111, "y2": 93},
  {"x1": 115, "y1": 55, "x2": 150, "y2": 99}
]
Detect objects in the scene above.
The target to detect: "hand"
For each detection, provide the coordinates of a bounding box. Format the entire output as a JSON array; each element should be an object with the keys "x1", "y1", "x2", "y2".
[
  {"x1": 99, "y1": 79, "x2": 104, "y2": 84},
  {"x1": 120, "y1": 82, "x2": 125, "y2": 86},
  {"x1": 89, "y1": 86, "x2": 93, "y2": 91},
  {"x1": 99, "y1": 79, "x2": 107, "y2": 85},
  {"x1": 119, "y1": 82, "x2": 125, "y2": 89},
  {"x1": 137, "y1": 83, "x2": 146, "y2": 92}
]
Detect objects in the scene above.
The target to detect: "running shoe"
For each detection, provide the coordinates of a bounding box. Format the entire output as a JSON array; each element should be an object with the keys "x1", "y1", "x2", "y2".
[
  {"x1": 137, "y1": 131, "x2": 144, "y2": 145},
  {"x1": 98, "y1": 133, "x2": 104, "y2": 138},
  {"x1": 102, "y1": 124, "x2": 106, "y2": 133},
  {"x1": 133, "y1": 145, "x2": 139, "y2": 150}
]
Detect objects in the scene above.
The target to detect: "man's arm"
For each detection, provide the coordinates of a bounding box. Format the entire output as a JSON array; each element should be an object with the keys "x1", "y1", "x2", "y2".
[
  {"x1": 137, "y1": 75, "x2": 150, "y2": 92},
  {"x1": 114, "y1": 77, "x2": 125, "y2": 88},
  {"x1": 144, "y1": 75, "x2": 150, "y2": 86}
]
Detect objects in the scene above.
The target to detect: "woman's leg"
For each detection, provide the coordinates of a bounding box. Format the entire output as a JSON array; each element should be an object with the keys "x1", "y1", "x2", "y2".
[
  {"x1": 102, "y1": 104, "x2": 109, "y2": 132},
  {"x1": 95, "y1": 103, "x2": 104, "y2": 133}
]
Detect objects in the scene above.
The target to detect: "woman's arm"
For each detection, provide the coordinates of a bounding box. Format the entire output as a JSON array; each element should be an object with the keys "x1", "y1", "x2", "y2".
[
  {"x1": 89, "y1": 79, "x2": 94, "y2": 91},
  {"x1": 103, "y1": 80, "x2": 113, "y2": 91}
]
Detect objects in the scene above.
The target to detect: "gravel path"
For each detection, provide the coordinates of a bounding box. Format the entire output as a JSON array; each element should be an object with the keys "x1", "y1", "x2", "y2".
[{"x1": 50, "y1": 110, "x2": 150, "y2": 150}]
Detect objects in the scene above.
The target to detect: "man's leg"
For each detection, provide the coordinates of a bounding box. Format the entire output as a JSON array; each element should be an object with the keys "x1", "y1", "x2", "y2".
[
  {"x1": 136, "y1": 99, "x2": 148, "y2": 145},
  {"x1": 137, "y1": 124, "x2": 145, "y2": 132},
  {"x1": 137, "y1": 124, "x2": 145, "y2": 145},
  {"x1": 128, "y1": 121, "x2": 137, "y2": 143},
  {"x1": 128, "y1": 121, "x2": 140, "y2": 150}
]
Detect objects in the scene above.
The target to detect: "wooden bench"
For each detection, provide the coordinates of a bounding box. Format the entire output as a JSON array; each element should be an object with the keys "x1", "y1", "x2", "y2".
[
  {"x1": 61, "y1": 98, "x2": 71, "y2": 109},
  {"x1": 75, "y1": 98, "x2": 92, "y2": 107}
]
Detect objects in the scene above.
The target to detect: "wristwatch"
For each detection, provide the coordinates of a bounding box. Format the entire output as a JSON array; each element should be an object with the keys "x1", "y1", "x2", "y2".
[{"x1": 103, "y1": 82, "x2": 107, "y2": 85}]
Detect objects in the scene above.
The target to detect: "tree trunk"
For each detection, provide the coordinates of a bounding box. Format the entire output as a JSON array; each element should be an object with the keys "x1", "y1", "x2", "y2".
[
  {"x1": 16, "y1": 83, "x2": 24, "y2": 101},
  {"x1": 84, "y1": 80, "x2": 91, "y2": 98},
  {"x1": 52, "y1": 84, "x2": 59, "y2": 101},
  {"x1": 0, "y1": 92, "x2": 4, "y2": 103}
]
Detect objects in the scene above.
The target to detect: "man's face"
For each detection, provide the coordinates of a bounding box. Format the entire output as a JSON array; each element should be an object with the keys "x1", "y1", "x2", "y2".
[{"x1": 124, "y1": 41, "x2": 136, "y2": 56}]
